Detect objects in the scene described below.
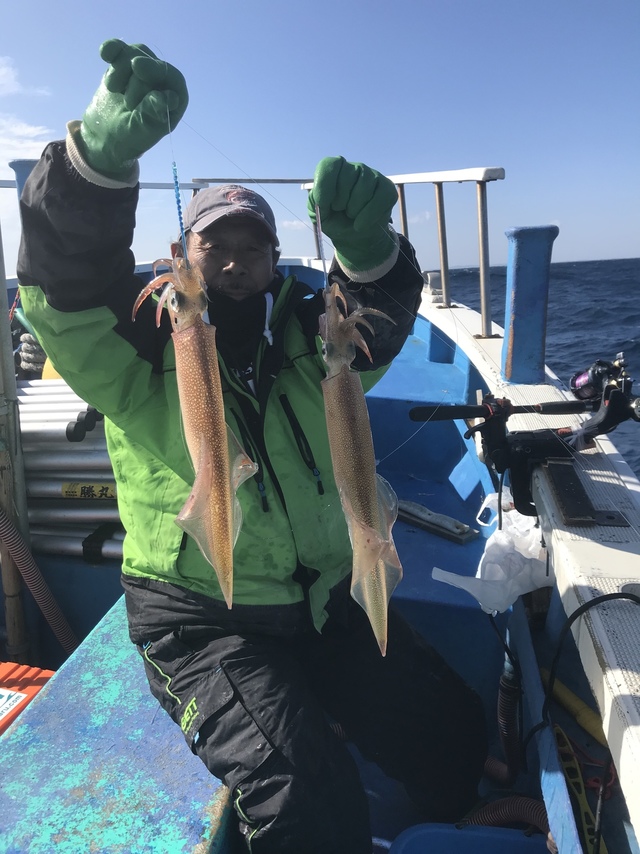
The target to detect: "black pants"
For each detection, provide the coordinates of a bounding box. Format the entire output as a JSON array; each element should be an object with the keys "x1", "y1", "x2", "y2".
[{"x1": 133, "y1": 585, "x2": 487, "y2": 854}]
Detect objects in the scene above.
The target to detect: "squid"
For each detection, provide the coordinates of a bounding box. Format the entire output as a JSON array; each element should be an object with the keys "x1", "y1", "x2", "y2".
[
  {"x1": 320, "y1": 282, "x2": 403, "y2": 655},
  {"x1": 132, "y1": 258, "x2": 257, "y2": 607}
]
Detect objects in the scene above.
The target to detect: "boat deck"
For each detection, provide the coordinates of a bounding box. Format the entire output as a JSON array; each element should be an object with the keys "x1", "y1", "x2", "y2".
[
  {"x1": 0, "y1": 337, "x2": 530, "y2": 853},
  {"x1": 0, "y1": 508, "x2": 505, "y2": 853},
  {"x1": 2, "y1": 301, "x2": 639, "y2": 851},
  {"x1": 421, "y1": 295, "x2": 640, "y2": 841}
]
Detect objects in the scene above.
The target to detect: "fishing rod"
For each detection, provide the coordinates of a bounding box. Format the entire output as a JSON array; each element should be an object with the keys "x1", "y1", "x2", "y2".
[
  {"x1": 410, "y1": 352, "x2": 640, "y2": 429},
  {"x1": 410, "y1": 397, "x2": 597, "y2": 422},
  {"x1": 410, "y1": 354, "x2": 640, "y2": 517}
]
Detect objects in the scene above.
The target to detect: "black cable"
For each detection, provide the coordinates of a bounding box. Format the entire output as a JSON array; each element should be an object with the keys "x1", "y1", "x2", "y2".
[
  {"x1": 541, "y1": 592, "x2": 640, "y2": 727},
  {"x1": 523, "y1": 592, "x2": 640, "y2": 851},
  {"x1": 525, "y1": 591, "x2": 640, "y2": 748}
]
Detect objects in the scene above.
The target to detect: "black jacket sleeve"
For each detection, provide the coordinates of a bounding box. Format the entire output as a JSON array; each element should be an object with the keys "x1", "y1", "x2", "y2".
[
  {"x1": 328, "y1": 233, "x2": 424, "y2": 371},
  {"x1": 17, "y1": 140, "x2": 171, "y2": 372}
]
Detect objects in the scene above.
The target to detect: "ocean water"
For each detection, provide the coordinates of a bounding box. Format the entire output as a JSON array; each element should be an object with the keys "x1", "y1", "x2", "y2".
[{"x1": 447, "y1": 257, "x2": 640, "y2": 478}]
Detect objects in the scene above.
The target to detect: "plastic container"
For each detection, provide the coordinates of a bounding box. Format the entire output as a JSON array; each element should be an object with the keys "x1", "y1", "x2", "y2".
[
  {"x1": 390, "y1": 823, "x2": 549, "y2": 853},
  {"x1": 0, "y1": 661, "x2": 54, "y2": 735}
]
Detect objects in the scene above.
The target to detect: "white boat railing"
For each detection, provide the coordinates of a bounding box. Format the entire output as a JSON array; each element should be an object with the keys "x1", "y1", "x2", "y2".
[
  {"x1": 3, "y1": 165, "x2": 505, "y2": 336},
  {"x1": 193, "y1": 167, "x2": 507, "y2": 337}
]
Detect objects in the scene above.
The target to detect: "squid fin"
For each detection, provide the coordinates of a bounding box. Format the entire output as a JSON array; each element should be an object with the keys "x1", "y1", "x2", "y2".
[
  {"x1": 346, "y1": 474, "x2": 403, "y2": 656},
  {"x1": 176, "y1": 440, "x2": 235, "y2": 605},
  {"x1": 176, "y1": 427, "x2": 257, "y2": 609},
  {"x1": 226, "y1": 425, "x2": 259, "y2": 552},
  {"x1": 227, "y1": 425, "x2": 259, "y2": 497}
]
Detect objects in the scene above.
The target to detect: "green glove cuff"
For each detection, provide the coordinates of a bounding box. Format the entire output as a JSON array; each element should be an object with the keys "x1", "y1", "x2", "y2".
[
  {"x1": 67, "y1": 121, "x2": 139, "y2": 189},
  {"x1": 333, "y1": 225, "x2": 400, "y2": 282}
]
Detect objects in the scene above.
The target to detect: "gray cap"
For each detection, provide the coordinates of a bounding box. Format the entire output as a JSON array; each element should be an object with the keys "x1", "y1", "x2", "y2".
[{"x1": 184, "y1": 185, "x2": 278, "y2": 244}]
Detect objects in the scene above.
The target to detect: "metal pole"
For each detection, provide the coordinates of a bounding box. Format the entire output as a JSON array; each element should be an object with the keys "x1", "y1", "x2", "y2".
[
  {"x1": 396, "y1": 184, "x2": 408, "y2": 239},
  {"x1": 476, "y1": 181, "x2": 492, "y2": 337},
  {"x1": 312, "y1": 220, "x2": 321, "y2": 260},
  {"x1": 434, "y1": 183, "x2": 451, "y2": 307},
  {"x1": 0, "y1": 219, "x2": 30, "y2": 662}
]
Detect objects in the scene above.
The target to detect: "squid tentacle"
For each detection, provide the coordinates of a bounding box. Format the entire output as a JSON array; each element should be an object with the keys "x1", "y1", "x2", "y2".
[{"x1": 132, "y1": 274, "x2": 176, "y2": 321}]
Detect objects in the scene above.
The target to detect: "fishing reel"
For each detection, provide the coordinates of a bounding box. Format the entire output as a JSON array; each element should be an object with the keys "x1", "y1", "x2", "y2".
[
  {"x1": 569, "y1": 353, "x2": 629, "y2": 401},
  {"x1": 410, "y1": 354, "x2": 640, "y2": 517},
  {"x1": 565, "y1": 352, "x2": 640, "y2": 437}
]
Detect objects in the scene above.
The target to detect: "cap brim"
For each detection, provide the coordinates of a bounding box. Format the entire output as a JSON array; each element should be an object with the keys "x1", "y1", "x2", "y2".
[{"x1": 190, "y1": 208, "x2": 278, "y2": 244}]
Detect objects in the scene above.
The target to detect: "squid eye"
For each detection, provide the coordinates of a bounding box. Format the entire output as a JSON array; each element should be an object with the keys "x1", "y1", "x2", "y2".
[{"x1": 322, "y1": 342, "x2": 334, "y2": 360}]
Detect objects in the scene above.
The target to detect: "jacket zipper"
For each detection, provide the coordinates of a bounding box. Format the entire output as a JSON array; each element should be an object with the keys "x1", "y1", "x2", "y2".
[
  {"x1": 231, "y1": 410, "x2": 269, "y2": 512},
  {"x1": 278, "y1": 393, "x2": 324, "y2": 495}
]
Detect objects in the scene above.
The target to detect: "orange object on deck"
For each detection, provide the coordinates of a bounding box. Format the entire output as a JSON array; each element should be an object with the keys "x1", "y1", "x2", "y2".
[{"x1": 0, "y1": 661, "x2": 54, "y2": 736}]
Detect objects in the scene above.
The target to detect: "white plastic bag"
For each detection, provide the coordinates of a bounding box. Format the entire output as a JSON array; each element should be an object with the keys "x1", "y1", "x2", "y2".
[{"x1": 432, "y1": 489, "x2": 552, "y2": 614}]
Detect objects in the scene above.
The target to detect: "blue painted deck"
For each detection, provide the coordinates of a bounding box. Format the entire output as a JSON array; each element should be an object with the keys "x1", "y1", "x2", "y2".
[
  {"x1": 0, "y1": 316, "x2": 558, "y2": 852},
  {"x1": 0, "y1": 598, "x2": 233, "y2": 854}
]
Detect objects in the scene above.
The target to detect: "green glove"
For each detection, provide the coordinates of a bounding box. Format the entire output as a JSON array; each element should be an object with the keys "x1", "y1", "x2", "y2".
[
  {"x1": 308, "y1": 156, "x2": 398, "y2": 276},
  {"x1": 78, "y1": 39, "x2": 189, "y2": 181}
]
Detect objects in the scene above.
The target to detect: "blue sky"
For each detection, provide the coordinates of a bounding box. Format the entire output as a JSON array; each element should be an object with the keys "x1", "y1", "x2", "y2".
[{"x1": 1, "y1": 0, "x2": 638, "y2": 277}]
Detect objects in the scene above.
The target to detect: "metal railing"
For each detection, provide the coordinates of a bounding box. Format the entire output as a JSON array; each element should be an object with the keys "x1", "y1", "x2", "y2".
[
  {"x1": 0, "y1": 165, "x2": 507, "y2": 574},
  {"x1": 3, "y1": 165, "x2": 505, "y2": 337},
  {"x1": 193, "y1": 168, "x2": 505, "y2": 336},
  {"x1": 378, "y1": 167, "x2": 504, "y2": 338}
]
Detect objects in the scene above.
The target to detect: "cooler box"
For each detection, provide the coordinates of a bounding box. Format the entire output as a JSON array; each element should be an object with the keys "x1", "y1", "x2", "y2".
[
  {"x1": 390, "y1": 823, "x2": 549, "y2": 853},
  {"x1": 0, "y1": 661, "x2": 54, "y2": 736}
]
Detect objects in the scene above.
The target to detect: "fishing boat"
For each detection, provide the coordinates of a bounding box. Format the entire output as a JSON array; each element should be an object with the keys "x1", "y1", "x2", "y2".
[{"x1": 1, "y1": 161, "x2": 639, "y2": 854}]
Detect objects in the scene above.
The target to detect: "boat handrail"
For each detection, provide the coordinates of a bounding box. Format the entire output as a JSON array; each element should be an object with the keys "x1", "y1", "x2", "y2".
[
  {"x1": 195, "y1": 167, "x2": 505, "y2": 337},
  {"x1": 2, "y1": 164, "x2": 506, "y2": 337},
  {"x1": 388, "y1": 167, "x2": 504, "y2": 337}
]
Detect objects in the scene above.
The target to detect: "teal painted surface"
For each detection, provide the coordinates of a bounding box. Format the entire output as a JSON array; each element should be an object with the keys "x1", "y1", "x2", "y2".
[{"x1": 0, "y1": 597, "x2": 231, "y2": 854}]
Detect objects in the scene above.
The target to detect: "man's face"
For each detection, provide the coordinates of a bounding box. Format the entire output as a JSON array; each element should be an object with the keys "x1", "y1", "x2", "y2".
[{"x1": 186, "y1": 219, "x2": 278, "y2": 301}]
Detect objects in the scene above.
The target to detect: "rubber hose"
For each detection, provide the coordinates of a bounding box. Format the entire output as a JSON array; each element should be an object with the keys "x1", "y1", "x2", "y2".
[
  {"x1": 463, "y1": 795, "x2": 556, "y2": 852},
  {"x1": 0, "y1": 507, "x2": 78, "y2": 654},
  {"x1": 498, "y1": 661, "x2": 522, "y2": 783},
  {"x1": 484, "y1": 658, "x2": 522, "y2": 786},
  {"x1": 465, "y1": 795, "x2": 549, "y2": 833}
]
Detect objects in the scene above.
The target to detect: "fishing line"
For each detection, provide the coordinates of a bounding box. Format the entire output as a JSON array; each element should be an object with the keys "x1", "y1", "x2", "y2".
[
  {"x1": 314, "y1": 203, "x2": 330, "y2": 290},
  {"x1": 136, "y1": 43, "x2": 192, "y2": 263},
  {"x1": 143, "y1": 44, "x2": 637, "y2": 500},
  {"x1": 179, "y1": 122, "x2": 637, "y2": 513},
  {"x1": 175, "y1": 106, "x2": 465, "y2": 461},
  {"x1": 179, "y1": 117, "x2": 320, "y2": 249},
  {"x1": 374, "y1": 419, "x2": 433, "y2": 467},
  {"x1": 388, "y1": 234, "x2": 622, "y2": 482}
]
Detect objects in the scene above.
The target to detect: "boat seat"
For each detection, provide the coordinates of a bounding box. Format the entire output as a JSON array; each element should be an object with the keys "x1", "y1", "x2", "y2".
[{"x1": 0, "y1": 596, "x2": 233, "y2": 854}]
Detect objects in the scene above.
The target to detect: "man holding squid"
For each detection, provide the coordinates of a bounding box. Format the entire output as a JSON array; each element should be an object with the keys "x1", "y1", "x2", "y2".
[{"x1": 17, "y1": 39, "x2": 486, "y2": 854}]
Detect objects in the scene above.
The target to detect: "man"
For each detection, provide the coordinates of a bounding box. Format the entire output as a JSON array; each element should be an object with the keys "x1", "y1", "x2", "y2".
[{"x1": 17, "y1": 39, "x2": 486, "y2": 854}]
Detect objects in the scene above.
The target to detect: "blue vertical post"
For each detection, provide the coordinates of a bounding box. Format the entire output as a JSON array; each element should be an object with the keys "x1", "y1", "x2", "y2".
[
  {"x1": 9, "y1": 159, "x2": 38, "y2": 200},
  {"x1": 501, "y1": 225, "x2": 559, "y2": 384}
]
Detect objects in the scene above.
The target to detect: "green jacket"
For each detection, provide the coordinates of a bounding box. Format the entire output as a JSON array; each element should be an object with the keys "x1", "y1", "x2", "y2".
[{"x1": 17, "y1": 140, "x2": 424, "y2": 632}]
